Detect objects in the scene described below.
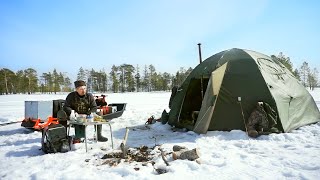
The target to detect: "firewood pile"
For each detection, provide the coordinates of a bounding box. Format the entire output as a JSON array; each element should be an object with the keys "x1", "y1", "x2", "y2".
[
  {"x1": 100, "y1": 144, "x2": 200, "y2": 173},
  {"x1": 101, "y1": 145, "x2": 156, "y2": 166}
]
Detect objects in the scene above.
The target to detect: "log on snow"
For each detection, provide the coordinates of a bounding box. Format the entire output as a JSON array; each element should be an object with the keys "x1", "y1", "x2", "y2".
[
  {"x1": 172, "y1": 148, "x2": 200, "y2": 161},
  {"x1": 172, "y1": 145, "x2": 187, "y2": 152}
]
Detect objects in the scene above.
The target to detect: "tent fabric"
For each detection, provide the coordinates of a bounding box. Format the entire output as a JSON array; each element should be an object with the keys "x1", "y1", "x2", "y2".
[
  {"x1": 168, "y1": 48, "x2": 320, "y2": 134},
  {"x1": 193, "y1": 62, "x2": 228, "y2": 134}
]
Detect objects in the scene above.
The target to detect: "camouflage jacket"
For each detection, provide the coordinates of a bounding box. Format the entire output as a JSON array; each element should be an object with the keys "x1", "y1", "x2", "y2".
[
  {"x1": 63, "y1": 92, "x2": 97, "y2": 116},
  {"x1": 247, "y1": 105, "x2": 269, "y2": 132}
]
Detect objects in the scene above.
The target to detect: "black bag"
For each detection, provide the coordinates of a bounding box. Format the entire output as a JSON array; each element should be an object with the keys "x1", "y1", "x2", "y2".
[
  {"x1": 41, "y1": 124, "x2": 70, "y2": 153},
  {"x1": 53, "y1": 99, "x2": 68, "y2": 129},
  {"x1": 53, "y1": 99, "x2": 66, "y2": 118},
  {"x1": 161, "y1": 109, "x2": 169, "y2": 124}
]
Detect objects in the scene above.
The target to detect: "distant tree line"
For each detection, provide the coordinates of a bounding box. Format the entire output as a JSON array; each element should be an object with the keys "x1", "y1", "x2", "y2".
[
  {"x1": 0, "y1": 53, "x2": 319, "y2": 95},
  {"x1": 76, "y1": 64, "x2": 192, "y2": 93},
  {"x1": 0, "y1": 65, "x2": 192, "y2": 95},
  {"x1": 0, "y1": 68, "x2": 72, "y2": 95},
  {"x1": 39, "y1": 69, "x2": 72, "y2": 94},
  {"x1": 0, "y1": 68, "x2": 38, "y2": 94}
]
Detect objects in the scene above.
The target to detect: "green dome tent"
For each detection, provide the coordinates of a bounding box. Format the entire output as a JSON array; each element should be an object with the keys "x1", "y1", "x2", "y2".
[{"x1": 167, "y1": 48, "x2": 320, "y2": 134}]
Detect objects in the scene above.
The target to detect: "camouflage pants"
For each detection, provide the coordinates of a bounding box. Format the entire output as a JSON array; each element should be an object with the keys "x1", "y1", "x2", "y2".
[{"x1": 247, "y1": 108, "x2": 269, "y2": 137}]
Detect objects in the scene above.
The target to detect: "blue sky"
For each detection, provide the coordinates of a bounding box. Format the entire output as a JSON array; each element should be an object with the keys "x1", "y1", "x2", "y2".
[{"x1": 1, "y1": 0, "x2": 319, "y2": 80}]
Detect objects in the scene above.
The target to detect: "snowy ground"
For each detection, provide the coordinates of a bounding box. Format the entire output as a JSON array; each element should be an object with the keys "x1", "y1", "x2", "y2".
[{"x1": 0, "y1": 90, "x2": 319, "y2": 180}]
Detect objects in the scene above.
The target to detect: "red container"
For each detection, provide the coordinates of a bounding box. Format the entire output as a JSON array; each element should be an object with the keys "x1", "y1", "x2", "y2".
[{"x1": 101, "y1": 106, "x2": 112, "y2": 115}]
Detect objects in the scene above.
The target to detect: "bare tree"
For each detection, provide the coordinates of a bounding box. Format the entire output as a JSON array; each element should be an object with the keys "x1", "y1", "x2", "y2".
[
  {"x1": 299, "y1": 61, "x2": 310, "y2": 87},
  {"x1": 308, "y1": 68, "x2": 318, "y2": 90}
]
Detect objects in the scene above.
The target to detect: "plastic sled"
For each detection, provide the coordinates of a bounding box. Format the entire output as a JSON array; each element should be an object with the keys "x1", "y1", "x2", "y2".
[{"x1": 101, "y1": 103, "x2": 127, "y2": 120}]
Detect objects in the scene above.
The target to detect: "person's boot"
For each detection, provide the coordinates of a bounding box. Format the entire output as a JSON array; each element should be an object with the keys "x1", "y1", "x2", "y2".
[
  {"x1": 248, "y1": 130, "x2": 259, "y2": 138},
  {"x1": 74, "y1": 125, "x2": 85, "y2": 139},
  {"x1": 96, "y1": 125, "x2": 108, "y2": 142}
]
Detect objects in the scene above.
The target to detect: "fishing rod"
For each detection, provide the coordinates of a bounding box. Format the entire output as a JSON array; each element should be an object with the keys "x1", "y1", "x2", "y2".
[{"x1": 0, "y1": 121, "x2": 22, "y2": 126}]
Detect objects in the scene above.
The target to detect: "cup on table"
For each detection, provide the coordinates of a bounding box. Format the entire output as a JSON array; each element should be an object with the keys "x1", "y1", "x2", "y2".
[
  {"x1": 96, "y1": 109, "x2": 103, "y2": 116},
  {"x1": 76, "y1": 114, "x2": 87, "y2": 123},
  {"x1": 87, "y1": 115, "x2": 93, "y2": 123}
]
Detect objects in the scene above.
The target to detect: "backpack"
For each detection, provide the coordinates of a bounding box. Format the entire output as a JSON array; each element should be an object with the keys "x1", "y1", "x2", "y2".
[{"x1": 41, "y1": 124, "x2": 70, "y2": 153}]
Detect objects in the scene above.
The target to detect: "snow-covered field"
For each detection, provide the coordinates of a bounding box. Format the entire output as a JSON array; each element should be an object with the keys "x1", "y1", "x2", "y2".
[{"x1": 0, "y1": 90, "x2": 320, "y2": 180}]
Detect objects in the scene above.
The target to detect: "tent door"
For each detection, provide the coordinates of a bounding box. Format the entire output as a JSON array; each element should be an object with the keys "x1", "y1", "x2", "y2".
[{"x1": 177, "y1": 78, "x2": 209, "y2": 127}]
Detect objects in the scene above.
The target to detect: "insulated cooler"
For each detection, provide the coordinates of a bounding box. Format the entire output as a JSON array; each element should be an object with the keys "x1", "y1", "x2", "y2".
[{"x1": 25, "y1": 101, "x2": 53, "y2": 121}]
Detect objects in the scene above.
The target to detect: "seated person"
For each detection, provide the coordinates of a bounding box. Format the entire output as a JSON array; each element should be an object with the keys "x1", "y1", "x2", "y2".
[
  {"x1": 63, "y1": 80, "x2": 108, "y2": 142},
  {"x1": 246, "y1": 102, "x2": 278, "y2": 138}
]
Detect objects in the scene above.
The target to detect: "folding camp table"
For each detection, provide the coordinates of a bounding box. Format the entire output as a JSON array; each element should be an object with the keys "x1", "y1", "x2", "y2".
[{"x1": 67, "y1": 121, "x2": 114, "y2": 152}]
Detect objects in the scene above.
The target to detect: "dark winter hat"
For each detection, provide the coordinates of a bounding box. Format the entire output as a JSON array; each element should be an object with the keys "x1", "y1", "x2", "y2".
[{"x1": 74, "y1": 80, "x2": 86, "y2": 88}]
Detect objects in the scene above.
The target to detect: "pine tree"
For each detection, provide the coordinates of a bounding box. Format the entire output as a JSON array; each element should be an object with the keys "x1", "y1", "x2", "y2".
[
  {"x1": 154, "y1": 72, "x2": 162, "y2": 91},
  {"x1": 142, "y1": 65, "x2": 150, "y2": 92},
  {"x1": 77, "y1": 67, "x2": 86, "y2": 81},
  {"x1": 135, "y1": 65, "x2": 141, "y2": 92},
  {"x1": 118, "y1": 65, "x2": 125, "y2": 92},
  {"x1": 149, "y1": 64, "x2": 156, "y2": 91},
  {"x1": 15, "y1": 70, "x2": 26, "y2": 94},
  {"x1": 58, "y1": 72, "x2": 66, "y2": 91},
  {"x1": 24, "y1": 68, "x2": 38, "y2": 94},
  {"x1": 63, "y1": 76, "x2": 72, "y2": 92},
  {"x1": 0, "y1": 68, "x2": 16, "y2": 94},
  {"x1": 40, "y1": 73, "x2": 47, "y2": 93},
  {"x1": 121, "y1": 64, "x2": 135, "y2": 92},
  {"x1": 86, "y1": 68, "x2": 96, "y2": 93},
  {"x1": 162, "y1": 72, "x2": 171, "y2": 91},
  {"x1": 53, "y1": 69, "x2": 60, "y2": 94},
  {"x1": 109, "y1": 65, "x2": 119, "y2": 93},
  {"x1": 100, "y1": 70, "x2": 108, "y2": 92},
  {"x1": 47, "y1": 72, "x2": 53, "y2": 93}
]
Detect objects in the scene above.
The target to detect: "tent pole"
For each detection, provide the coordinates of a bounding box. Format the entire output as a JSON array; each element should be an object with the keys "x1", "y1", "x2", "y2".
[
  {"x1": 238, "y1": 97, "x2": 248, "y2": 135},
  {"x1": 197, "y1": 43, "x2": 204, "y2": 100},
  {"x1": 177, "y1": 93, "x2": 186, "y2": 124}
]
